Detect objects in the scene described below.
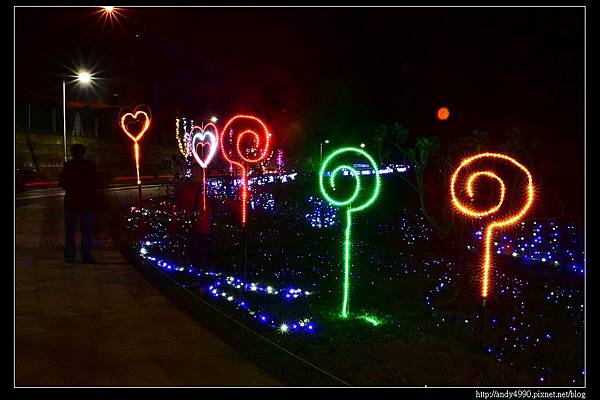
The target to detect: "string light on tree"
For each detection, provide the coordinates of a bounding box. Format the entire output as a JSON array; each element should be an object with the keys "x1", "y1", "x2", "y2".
[
  {"x1": 276, "y1": 149, "x2": 285, "y2": 172},
  {"x1": 175, "y1": 117, "x2": 192, "y2": 157}
]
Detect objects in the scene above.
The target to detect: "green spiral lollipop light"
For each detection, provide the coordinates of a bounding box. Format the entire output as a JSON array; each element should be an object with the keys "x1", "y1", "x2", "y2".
[{"x1": 319, "y1": 147, "x2": 381, "y2": 318}]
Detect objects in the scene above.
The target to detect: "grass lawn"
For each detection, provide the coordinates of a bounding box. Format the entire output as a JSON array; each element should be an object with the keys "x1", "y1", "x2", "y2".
[{"x1": 117, "y1": 175, "x2": 584, "y2": 386}]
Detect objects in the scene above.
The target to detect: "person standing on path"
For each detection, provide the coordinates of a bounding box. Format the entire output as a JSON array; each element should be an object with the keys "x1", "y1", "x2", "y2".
[{"x1": 59, "y1": 144, "x2": 98, "y2": 264}]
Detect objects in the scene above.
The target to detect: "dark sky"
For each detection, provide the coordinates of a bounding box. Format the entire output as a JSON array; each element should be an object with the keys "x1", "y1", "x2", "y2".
[{"x1": 15, "y1": 6, "x2": 584, "y2": 218}]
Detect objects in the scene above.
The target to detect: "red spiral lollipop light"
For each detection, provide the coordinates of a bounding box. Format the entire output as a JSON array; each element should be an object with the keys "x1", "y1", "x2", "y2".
[{"x1": 220, "y1": 115, "x2": 272, "y2": 225}]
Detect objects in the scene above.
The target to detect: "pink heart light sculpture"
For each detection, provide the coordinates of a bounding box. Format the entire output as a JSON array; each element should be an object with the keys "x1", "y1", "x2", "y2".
[{"x1": 190, "y1": 123, "x2": 218, "y2": 169}]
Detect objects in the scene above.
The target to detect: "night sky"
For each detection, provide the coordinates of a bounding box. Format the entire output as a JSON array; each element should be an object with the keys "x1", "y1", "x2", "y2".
[{"x1": 15, "y1": 6, "x2": 584, "y2": 218}]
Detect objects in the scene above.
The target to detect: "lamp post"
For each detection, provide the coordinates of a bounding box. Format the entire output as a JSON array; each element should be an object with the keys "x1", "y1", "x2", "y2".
[
  {"x1": 63, "y1": 71, "x2": 93, "y2": 162},
  {"x1": 320, "y1": 139, "x2": 330, "y2": 163},
  {"x1": 356, "y1": 143, "x2": 366, "y2": 162}
]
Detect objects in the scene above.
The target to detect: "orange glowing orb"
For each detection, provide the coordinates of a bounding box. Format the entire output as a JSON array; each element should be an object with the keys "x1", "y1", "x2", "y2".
[{"x1": 437, "y1": 107, "x2": 450, "y2": 121}]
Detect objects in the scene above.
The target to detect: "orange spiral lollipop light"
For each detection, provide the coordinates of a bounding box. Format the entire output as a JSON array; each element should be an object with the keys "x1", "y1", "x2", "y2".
[
  {"x1": 450, "y1": 152, "x2": 534, "y2": 298},
  {"x1": 220, "y1": 115, "x2": 272, "y2": 225}
]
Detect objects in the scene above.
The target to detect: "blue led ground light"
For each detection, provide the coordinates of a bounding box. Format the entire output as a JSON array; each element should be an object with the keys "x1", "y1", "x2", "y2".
[{"x1": 139, "y1": 242, "x2": 317, "y2": 335}]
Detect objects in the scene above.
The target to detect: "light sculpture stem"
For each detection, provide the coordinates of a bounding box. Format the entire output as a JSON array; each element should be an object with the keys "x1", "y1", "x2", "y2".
[
  {"x1": 450, "y1": 152, "x2": 534, "y2": 298},
  {"x1": 319, "y1": 147, "x2": 381, "y2": 318}
]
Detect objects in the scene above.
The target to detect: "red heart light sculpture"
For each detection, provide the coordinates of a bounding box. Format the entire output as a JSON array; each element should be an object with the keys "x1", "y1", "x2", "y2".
[
  {"x1": 121, "y1": 111, "x2": 151, "y2": 143},
  {"x1": 189, "y1": 122, "x2": 219, "y2": 210},
  {"x1": 119, "y1": 106, "x2": 152, "y2": 186}
]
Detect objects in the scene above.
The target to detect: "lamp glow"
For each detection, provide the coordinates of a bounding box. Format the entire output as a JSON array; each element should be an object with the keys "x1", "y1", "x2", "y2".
[
  {"x1": 77, "y1": 71, "x2": 92, "y2": 84},
  {"x1": 319, "y1": 147, "x2": 381, "y2": 318}
]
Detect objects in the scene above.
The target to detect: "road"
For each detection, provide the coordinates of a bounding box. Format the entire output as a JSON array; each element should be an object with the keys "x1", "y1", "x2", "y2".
[{"x1": 15, "y1": 185, "x2": 281, "y2": 386}]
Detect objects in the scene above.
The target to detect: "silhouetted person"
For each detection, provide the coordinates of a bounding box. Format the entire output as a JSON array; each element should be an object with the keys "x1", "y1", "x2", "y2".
[{"x1": 59, "y1": 144, "x2": 98, "y2": 263}]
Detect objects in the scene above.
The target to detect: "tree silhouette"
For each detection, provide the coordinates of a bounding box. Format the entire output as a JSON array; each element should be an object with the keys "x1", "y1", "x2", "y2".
[{"x1": 373, "y1": 123, "x2": 448, "y2": 234}]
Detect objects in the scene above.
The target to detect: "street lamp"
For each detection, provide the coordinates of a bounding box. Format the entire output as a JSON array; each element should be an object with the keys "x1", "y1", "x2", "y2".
[
  {"x1": 63, "y1": 71, "x2": 94, "y2": 162},
  {"x1": 320, "y1": 139, "x2": 330, "y2": 163},
  {"x1": 77, "y1": 71, "x2": 92, "y2": 84},
  {"x1": 360, "y1": 143, "x2": 366, "y2": 148},
  {"x1": 210, "y1": 116, "x2": 218, "y2": 123}
]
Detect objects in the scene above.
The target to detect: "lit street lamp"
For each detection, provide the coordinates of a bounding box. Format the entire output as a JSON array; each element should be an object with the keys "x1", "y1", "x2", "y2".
[
  {"x1": 356, "y1": 143, "x2": 366, "y2": 162},
  {"x1": 320, "y1": 139, "x2": 330, "y2": 163},
  {"x1": 63, "y1": 71, "x2": 93, "y2": 162},
  {"x1": 77, "y1": 71, "x2": 91, "y2": 84}
]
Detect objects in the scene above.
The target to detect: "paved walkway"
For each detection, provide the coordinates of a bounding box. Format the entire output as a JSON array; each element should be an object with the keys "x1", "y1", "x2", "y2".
[{"x1": 15, "y1": 187, "x2": 281, "y2": 386}]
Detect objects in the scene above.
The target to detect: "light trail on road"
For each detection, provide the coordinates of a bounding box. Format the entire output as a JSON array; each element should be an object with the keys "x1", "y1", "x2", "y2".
[{"x1": 15, "y1": 184, "x2": 169, "y2": 202}]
